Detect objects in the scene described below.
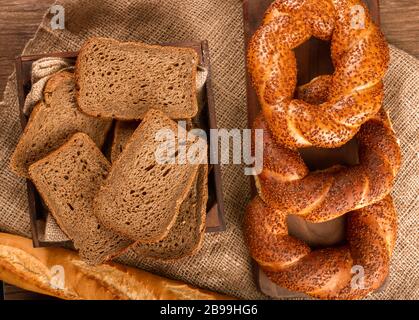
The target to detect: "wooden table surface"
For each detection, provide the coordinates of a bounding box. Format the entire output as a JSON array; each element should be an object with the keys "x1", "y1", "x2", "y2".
[{"x1": 0, "y1": 0, "x2": 418, "y2": 300}]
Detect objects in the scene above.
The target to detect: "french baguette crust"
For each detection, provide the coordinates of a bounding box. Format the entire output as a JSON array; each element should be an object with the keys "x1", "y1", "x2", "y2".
[{"x1": 0, "y1": 232, "x2": 232, "y2": 300}]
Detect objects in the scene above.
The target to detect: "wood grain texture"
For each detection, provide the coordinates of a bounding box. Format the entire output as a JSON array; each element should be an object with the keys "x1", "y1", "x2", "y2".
[
  {"x1": 380, "y1": 0, "x2": 419, "y2": 57},
  {"x1": 0, "y1": 0, "x2": 54, "y2": 100}
]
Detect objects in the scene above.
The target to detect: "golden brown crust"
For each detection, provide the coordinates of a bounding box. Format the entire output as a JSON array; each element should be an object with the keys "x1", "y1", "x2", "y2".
[
  {"x1": 0, "y1": 232, "x2": 232, "y2": 300},
  {"x1": 254, "y1": 77, "x2": 401, "y2": 222},
  {"x1": 247, "y1": 0, "x2": 389, "y2": 148},
  {"x1": 245, "y1": 32, "x2": 400, "y2": 299},
  {"x1": 244, "y1": 195, "x2": 397, "y2": 300}
]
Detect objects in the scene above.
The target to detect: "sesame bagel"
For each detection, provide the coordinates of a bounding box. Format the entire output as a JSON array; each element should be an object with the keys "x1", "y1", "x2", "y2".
[
  {"x1": 244, "y1": 195, "x2": 397, "y2": 299},
  {"x1": 247, "y1": 0, "x2": 389, "y2": 148},
  {"x1": 245, "y1": 61, "x2": 401, "y2": 299},
  {"x1": 253, "y1": 76, "x2": 401, "y2": 223}
]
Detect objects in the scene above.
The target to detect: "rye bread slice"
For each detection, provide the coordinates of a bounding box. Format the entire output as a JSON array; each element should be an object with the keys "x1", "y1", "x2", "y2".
[
  {"x1": 132, "y1": 164, "x2": 208, "y2": 260},
  {"x1": 93, "y1": 109, "x2": 204, "y2": 242},
  {"x1": 75, "y1": 37, "x2": 199, "y2": 120},
  {"x1": 110, "y1": 120, "x2": 193, "y2": 163},
  {"x1": 111, "y1": 121, "x2": 139, "y2": 162},
  {"x1": 28, "y1": 133, "x2": 132, "y2": 265},
  {"x1": 10, "y1": 71, "x2": 112, "y2": 178}
]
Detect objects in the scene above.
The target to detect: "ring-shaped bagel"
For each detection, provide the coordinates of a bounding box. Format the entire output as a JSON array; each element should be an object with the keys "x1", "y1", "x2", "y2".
[
  {"x1": 247, "y1": 0, "x2": 390, "y2": 148},
  {"x1": 244, "y1": 195, "x2": 397, "y2": 299},
  {"x1": 253, "y1": 75, "x2": 401, "y2": 223}
]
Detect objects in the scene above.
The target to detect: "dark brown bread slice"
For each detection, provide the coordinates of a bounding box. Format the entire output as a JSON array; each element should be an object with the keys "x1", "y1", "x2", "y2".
[
  {"x1": 94, "y1": 109, "x2": 204, "y2": 242},
  {"x1": 111, "y1": 121, "x2": 139, "y2": 162},
  {"x1": 28, "y1": 133, "x2": 133, "y2": 265},
  {"x1": 10, "y1": 71, "x2": 112, "y2": 178},
  {"x1": 132, "y1": 164, "x2": 208, "y2": 260},
  {"x1": 110, "y1": 120, "x2": 194, "y2": 163},
  {"x1": 75, "y1": 37, "x2": 199, "y2": 120}
]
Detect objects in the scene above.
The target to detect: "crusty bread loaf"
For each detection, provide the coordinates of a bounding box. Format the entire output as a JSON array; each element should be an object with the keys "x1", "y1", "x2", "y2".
[
  {"x1": 75, "y1": 37, "x2": 199, "y2": 120},
  {"x1": 132, "y1": 164, "x2": 208, "y2": 260},
  {"x1": 111, "y1": 121, "x2": 139, "y2": 162},
  {"x1": 29, "y1": 133, "x2": 132, "y2": 265},
  {"x1": 94, "y1": 109, "x2": 204, "y2": 242},
  {"x1": 10, "y1": 71, "x2": 112, "y2": 178},
  {"x1": 0, "y1": 232, "x2": 232, "y2": 300}
]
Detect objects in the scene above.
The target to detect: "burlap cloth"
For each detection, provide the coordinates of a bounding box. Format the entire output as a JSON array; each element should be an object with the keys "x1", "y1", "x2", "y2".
[{"x1": 0, "y1": 0, "x2": 417, "y2": 300}]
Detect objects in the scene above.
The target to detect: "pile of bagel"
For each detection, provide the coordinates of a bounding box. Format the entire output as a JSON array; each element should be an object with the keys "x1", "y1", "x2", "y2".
[{"x1": 245, "y1": 0, "x2": 401, "y2": 299}]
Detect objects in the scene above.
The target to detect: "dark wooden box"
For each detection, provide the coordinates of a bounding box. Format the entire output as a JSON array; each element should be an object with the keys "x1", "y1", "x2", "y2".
[
  {"x1": 15, "y1": 40, "x2": 226, "y2": 248},
  {"x1": 243, "y1": 0, "x2": 385, "y2": 298}
]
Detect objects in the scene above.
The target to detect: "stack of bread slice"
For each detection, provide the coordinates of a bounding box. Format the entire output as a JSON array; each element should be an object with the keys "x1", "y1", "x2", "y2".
[{"x1": 10, "y1": 37, "x2": 209, "y2": 265}]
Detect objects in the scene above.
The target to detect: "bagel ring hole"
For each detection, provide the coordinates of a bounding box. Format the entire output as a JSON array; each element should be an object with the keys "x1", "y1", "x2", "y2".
[
  {"x1": 287, "y1": 138, "x2": 359, "y2": 249},
  {"x1": 294, "y1": 37, "x2": 334, "y2": 86}
]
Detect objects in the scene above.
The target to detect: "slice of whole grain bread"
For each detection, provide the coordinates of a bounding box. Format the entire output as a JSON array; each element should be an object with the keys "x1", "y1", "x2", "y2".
[
  {"x1": 29, "y1": 133, "x2": 132, "y2": 265},
  {"x1": 75, "y1": 37, "x2": 199, "y2": 120},
  {"x1": 10, "y1": 71, "x2": 112, "y2": 178},
  {"x1": 132, "y1": 164, "x2": 208, "y2": 260},
  {"x1": 111, "y1": 121, "x2": 139, "y2": 162},
  {"x1": 93, "y1": 109, "x2": 205, "y2": 242}
]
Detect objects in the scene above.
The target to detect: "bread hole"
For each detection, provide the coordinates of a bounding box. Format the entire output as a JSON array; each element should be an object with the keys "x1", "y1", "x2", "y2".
[
  {"x1": 145, "y1": 163, "x2": 155, "y2": 172},
  {"x1": 63, "y1": 175, "x2": 69, "y2": 180},
  {"x1": 67, "y1": 203, "x2": 74, "y2": 211},
  {"x1": 162, "y1": 168, "x2": 171, "y2": 177},
  {"x1": 125, "y1": 221, "x2": 131, "y2": 226},
  {"x1": 97, "y1": 224, "x2": 101, "y2": 230}
]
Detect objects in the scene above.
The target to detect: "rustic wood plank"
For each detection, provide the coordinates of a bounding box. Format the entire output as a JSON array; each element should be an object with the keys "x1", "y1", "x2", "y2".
[
  {"x1": 0, "y1": 0, "x2": 54, "y2": 100},
  {"x1": 380, "y1": 0, "x2": 419, "y2": 57}
]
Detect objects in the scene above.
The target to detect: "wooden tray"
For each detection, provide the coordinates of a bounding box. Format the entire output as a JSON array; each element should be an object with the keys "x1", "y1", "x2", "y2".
[
  {"x1": 243, "y1": 0, "x2": 384, "y2": 298},
  {"x1": 15, "y1": 40, "x2": 226, "y2": 248}
]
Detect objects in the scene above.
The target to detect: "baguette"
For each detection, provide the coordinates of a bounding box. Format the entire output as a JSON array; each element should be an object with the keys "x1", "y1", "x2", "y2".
[{"x1": 0, "y1": 232, "x2": 232, "y2": 300}]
